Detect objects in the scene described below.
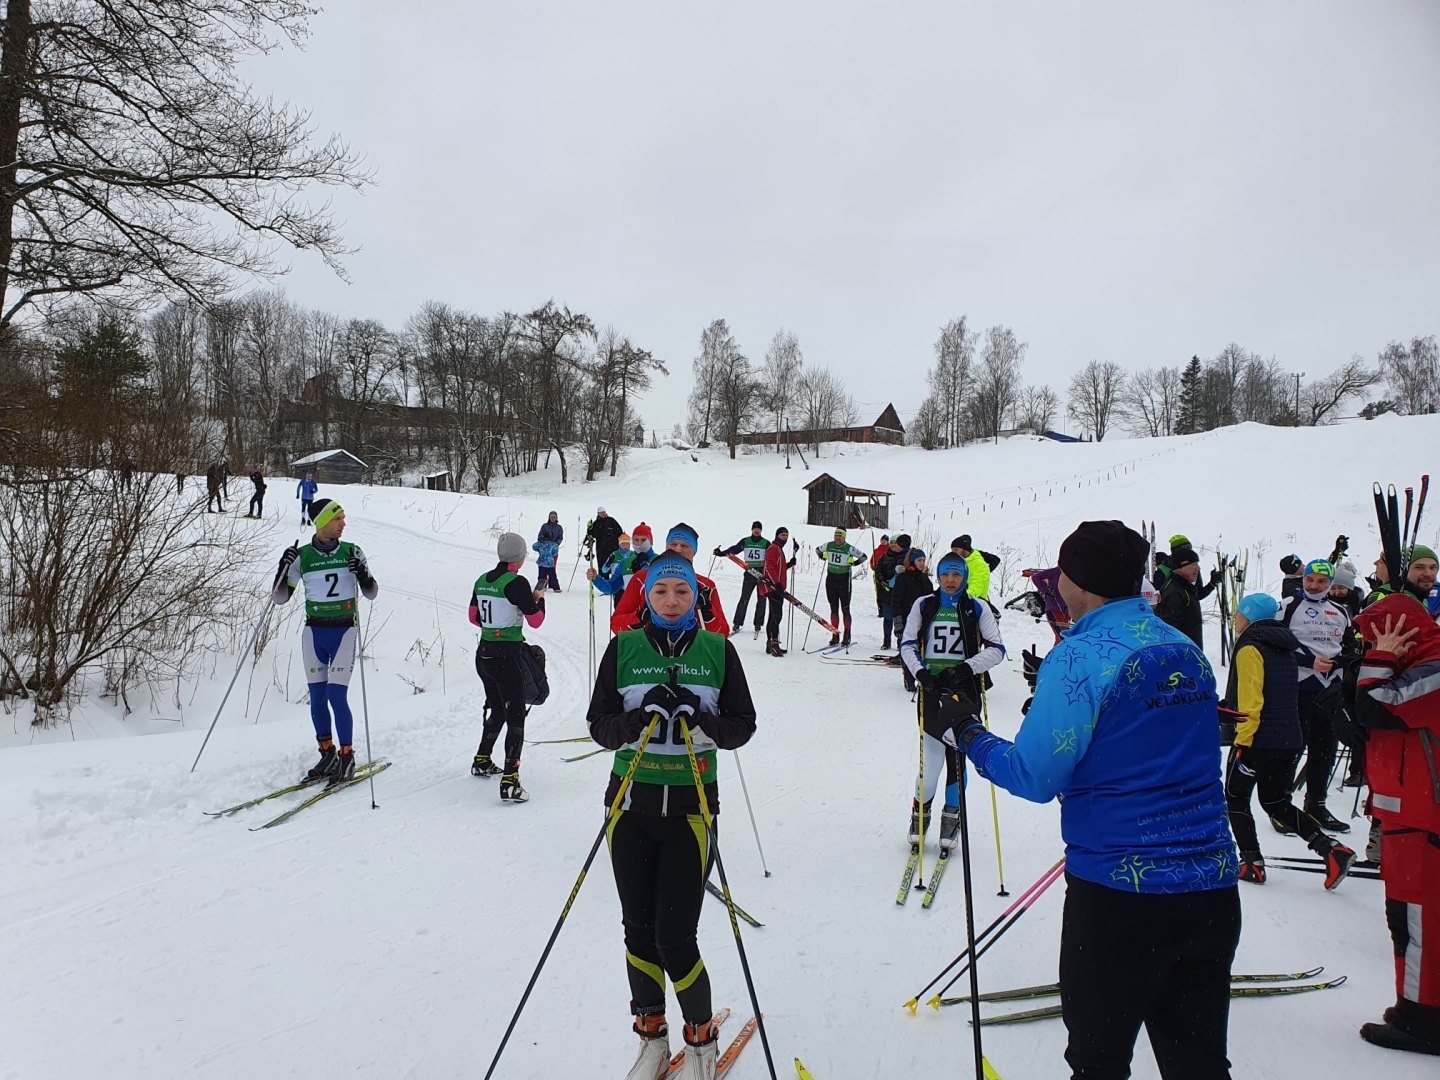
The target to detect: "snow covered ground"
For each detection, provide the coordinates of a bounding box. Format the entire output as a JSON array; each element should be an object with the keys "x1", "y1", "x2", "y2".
[{"x1": 3, "y1": 417, "x2": 1438, "y2": 1079}]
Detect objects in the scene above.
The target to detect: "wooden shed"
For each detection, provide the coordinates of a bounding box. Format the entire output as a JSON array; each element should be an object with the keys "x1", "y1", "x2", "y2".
[
  {"x1": 803, "y1": 473, "x2": 892, "y2": 529},
  {"x1": 291, "y1": 449, "x2": 369, "y2": 486},
  {"x1": 423, "y1": 470, "x2": 452, "y2": 491}
]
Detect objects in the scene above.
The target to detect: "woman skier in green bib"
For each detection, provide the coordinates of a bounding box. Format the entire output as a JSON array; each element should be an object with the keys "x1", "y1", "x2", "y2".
[
  {"x1": 816, "y1": 526, "x2": 866, "y2": 646},
  {"x1": 271, "y1": 498, "x2": 379, "y2": 783},
  {"x1": 586, "y1": 551, "x2": 757, "y2": 1079},
  {"x1": 468, "y1": 531, "x2": 547, "y2": 801}
]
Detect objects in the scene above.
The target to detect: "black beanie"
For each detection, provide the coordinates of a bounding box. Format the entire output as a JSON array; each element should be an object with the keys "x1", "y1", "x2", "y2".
[
  {"x1": 896, "y1": 534, "x2": 912, "y2": 548},
  {"x1": 953, "y1": 535, "x2": 972, "y2": 550},
  {"x1": 1169, "y1": 546, "x2": 1200, "y2": 571},
  {"x1": 751, "y1": 520, "x2": 763, "y2": 530},
  {"x1": 1279, "y1": 554, "x2": 1302, "y2": 576},
  {"x1": 1058, "y1": 521, "x2": 1149, "y2": 599}
]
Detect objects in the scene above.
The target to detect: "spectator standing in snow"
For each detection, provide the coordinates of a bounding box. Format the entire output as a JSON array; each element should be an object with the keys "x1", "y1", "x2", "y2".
[
  {"x1": 1156, "y1": 543, "x2": 1221, "y2": 648},
  {"x1": 949, "y1": 535, "x2": 1000, "y2": 601},
  {"x1": 875, "y1": 535, "x2": 906, "y2": 649},
  {"x1": 1279, "y1": 554, "x2": 1304, "y2": 600},
  {"x1": 296, "y1": 472, "x2": 318, "y2": 525},
  {"x1": 205, "y1": 461, "x2": 225, "y2": 513},
  {"x1": 585, "y1": 507, "x2": 624, "y2": 568},
  {"x1": 532, "y1": 538, "x2": 562, "y2": 592},
  {"x1": 889, "y1": 550, "x2": 933, "y2": 690},
  {"x1": 247, "y1": 466, "x2": 267, "y2": 518},
  {"x1": 957, "y1": 520, "x2": 1239, "y2": 1079},
  {"x1": 760, "y1": 527, "x2": 797, "y2": 656},
  {"x1": 537, "y1": 511, "x2": 564, "y2": 586}
]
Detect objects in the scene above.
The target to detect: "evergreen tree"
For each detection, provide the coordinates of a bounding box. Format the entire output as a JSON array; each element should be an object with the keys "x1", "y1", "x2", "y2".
[{"x1": 1176, "y1": 355, "x2": 1202, "y2": 434}]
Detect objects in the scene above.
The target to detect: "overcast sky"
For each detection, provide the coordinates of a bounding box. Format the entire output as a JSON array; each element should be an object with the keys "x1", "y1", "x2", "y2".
[{"x1": 248, "y1": 1, "x2": 1440, "y2": 433}]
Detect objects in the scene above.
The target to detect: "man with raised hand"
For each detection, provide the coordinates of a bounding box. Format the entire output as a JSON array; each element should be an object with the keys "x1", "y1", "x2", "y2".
[
  {"x1": 956, "y1": 520, "x2": 1239, "y2": 1079},
  {"x1": 271, "y1": 497, "x2": 379, "y2": 783}
]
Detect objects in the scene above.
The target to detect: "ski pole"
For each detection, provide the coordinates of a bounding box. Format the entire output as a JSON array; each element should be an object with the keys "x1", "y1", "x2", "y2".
[
  {"x1": 979, "y1": 686, "x2": 1008, "y2": 896},
  {"x1": 587, "y1": 550, "x2": 596, "y2": 688},
  {"x1": 483, "y1": 712, "x2": 663, "y2": 1080},
  {"x1": 357, "y1": 625, "x2": 377, "y2": 809},
  {"x1": 916, "y1": 693, "x2": 926, "y2": 891},
  {"x1": 732, "y1": 749, "x2": 771, "y2": 877},
  {"x1": 903, "y1": 857, "x2": 1065, "y2": 1012},
  {"x1": 190, "y1": 600, "x2": 272, "y2": 772},
  {"x1": 932, "y1": 864, "x2": 1067, "y2": 1005},
  {"x1": 679, "y1": 717, "x2": 778, "y2": 1080},
  {"x1": 954, "y1": 755, "x2": 986, "y2": 1079},
  {"x1": 801, "y1": 571, "x2": 823, "y2": 651}
]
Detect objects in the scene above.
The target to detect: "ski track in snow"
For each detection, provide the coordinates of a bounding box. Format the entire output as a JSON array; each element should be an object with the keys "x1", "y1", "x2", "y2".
[{"x1": 2, "y1": 419, "x2": 1437, "y2": 1078}]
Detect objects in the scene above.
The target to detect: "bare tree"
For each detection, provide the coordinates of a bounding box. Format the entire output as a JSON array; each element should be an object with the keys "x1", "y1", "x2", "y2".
[
  {"x1": 907, "y1": 394, "x2": 945, "y2": 450},
  {"x1": 928, "y1": 317, "x2": 977, "y2": 447},
  {"x1": 759, "y1": 329, "x2": 803, "y2": 451},
  {"x1": 1122, "y1": 365, "x2": 1182, "y2": 437},
  {"x1": 971, "y1": 325, "x2": 1026, "y2": 442},
  {"x1": 712, "y1": 347, "x2": 759, "y2": 460},
  {"x1": 1017, "y1": 384, "x2": 1060, "y2": 435},
  {"x1": 1067, "y1": 360, "x2": 1126, "y2": 441},
  {"x1": 795, "y1": 367, "x2": 858, "y2": 454},
  {"x1": 686, "y1": 319, "x2": 739, "y2": 445},
  {"x1": 1380, "y1": 336, "x2": 1439, "y2": 415},
  {"x1": 0, "y1": 1, "x2": 369, "y2": 326},
  {"x1": 1302, "y1": 356, "x2": 1382, "y2": 425}
]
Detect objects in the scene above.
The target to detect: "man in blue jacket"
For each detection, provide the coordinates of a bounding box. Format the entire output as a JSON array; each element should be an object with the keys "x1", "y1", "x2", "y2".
[{"x1": 955, "y1": 520, "x2": 1240, "y2": 1080}]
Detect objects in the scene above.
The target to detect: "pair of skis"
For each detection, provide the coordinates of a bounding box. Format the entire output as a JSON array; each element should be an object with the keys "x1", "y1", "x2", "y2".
[
  {"x1": 1268, "y1": 854, "x2": 1381, "y2": 880},
  {"x1": 651, "y1": 1008, "x2": 759, "y2": 1078},
  {"x1": 897, "y1": 840, "x2": 951, "y2": 909},
  {"x1": 205, "y1": 759, "x2": 391, "y2": 830},
  {"x1": 1374, "y1": 475, "x2": 1431, "y2": 588},
  {"x1": 722, "y1": 553, "x2": 839, "y2": 636},
  {"x1": 961, "y1": 968, "x2": 1347, "y2": 1025}
]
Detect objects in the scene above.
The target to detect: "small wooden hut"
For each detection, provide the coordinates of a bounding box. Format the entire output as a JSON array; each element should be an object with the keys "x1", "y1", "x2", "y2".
[
  {"x1": 803, "y1": 473, "x2": 892, "y2": 529},
  {"x1": 291, "y1": 449, "x2": 368, "y2": 486}
]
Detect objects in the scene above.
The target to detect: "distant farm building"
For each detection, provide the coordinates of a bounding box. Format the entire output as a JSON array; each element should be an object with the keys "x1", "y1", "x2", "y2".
[
  {"x1": 734, "y1": 404, "x2": 906, "y2": 448},
  {"x1": 804, "y1": 473, "x2": 892, "y2": 530},
  {"x1": 291, "y1": 449, "x2": 369, "y2": 485}
]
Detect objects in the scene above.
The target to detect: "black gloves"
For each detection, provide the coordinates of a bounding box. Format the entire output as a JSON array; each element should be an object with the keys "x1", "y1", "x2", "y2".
[
  {"x1": 1333, "y1": 535, "x2": 1349, "y2": 557},
  {"x1": 275, "y1": 543, "x2": 300, "y2": 585},
  {"x1": 956, "y1": 715, "x2": 986, "y2": 750},
  {"x1": 916, "y1": 668, "x2": 940, "y2": 695},
  {"x1": 1021, "y1": 695, "x2": 1033, "y2": 716},
  {"x1": 348, "y1": 554, "x2": 374, "y2": 587},
  {"x1": 786, "y1": 556, "x2": 796, "y2": 569},
  {"x1": 1021, "y1": 646, "x2": 1041, "y2": 689},
  {"x1": 697, "y1": 584, "x2": 715, "y2": 624},
  {"x1": 713, "y1": 547, "x2": 724, "y2": 557},
  {"x1": 641, "y1": 681, "x2": 701, "y2": 717},
  {"x1": 1209, "y1": 568, "x2": 1223, "y2": 586},
  {"x1": 621, "y1": 709, "x2": 653, "y2": 742}
]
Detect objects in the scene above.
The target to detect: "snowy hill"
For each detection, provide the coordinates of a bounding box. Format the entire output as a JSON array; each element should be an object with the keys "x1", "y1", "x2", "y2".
[{"x1": 2, "y1": 416, "x2": 1437, "y2": 1078}]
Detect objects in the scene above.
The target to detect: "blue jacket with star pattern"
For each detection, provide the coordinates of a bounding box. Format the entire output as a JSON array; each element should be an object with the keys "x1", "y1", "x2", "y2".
[{"x1": 966, "y1": 596, "x2": 1237, "y2": 894}]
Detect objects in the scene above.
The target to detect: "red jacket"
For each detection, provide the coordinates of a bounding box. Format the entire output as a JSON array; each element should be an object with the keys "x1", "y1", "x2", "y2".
[
  {"x1": 761, "y1": 541, "x2": 791, "y2": 597},
  {"x1": 611, "y1": 566, "x2": 729, "y2": 637},
  {"x1": 1355, "y1": 593, "x2": 1440, "y2": 833}
]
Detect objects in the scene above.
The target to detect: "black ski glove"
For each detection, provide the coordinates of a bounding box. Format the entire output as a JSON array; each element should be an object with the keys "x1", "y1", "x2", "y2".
[
  {"x1": 621, "y1": 709, "x2": 654, "y2": 743},
  {"x1": 1021, "y1": 646, "x2": 1041, "y2": 689},
  {"x1": 275, "y1": 543, "x2": 301, "y2": 585},
  {"x1": 786, "y1": 556, "x2": 796, "y2": 569},
  {"x1": 1021, "y1": 695, "x2": 1033, "y2": 716},
  {"x1": 697, "y1": 584, "x2": 715, "y2": 624},
  {"x1": 1333, "y1": 535, "x2": 1349, "y2": 557},
  {"x1": 641, "y1": 682, "x2": 683, "y2": 718},
  {"x1": 1209, "y1": 568, "x2": 1223, "y2": 586},
  {"x1": 955, "y1": 715, "x2": 986, "y2": 750},
  {"x1": 713, "y1": 547, "x2": 724, "y2": 557},
  {"x1": 348, "y1": 554, "x2": 374, "y2": 588},
  {"x1": 916, "y1": 668, "x2": 939, "y2": 696}
]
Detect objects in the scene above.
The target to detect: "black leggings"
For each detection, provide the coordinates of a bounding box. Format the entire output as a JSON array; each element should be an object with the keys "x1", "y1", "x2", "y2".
[
  {"x1": 825, "y1": 573, "x2": 852, "y2": 628},
  {"x1": 1299, "y1": 687, "x2": 1337, "y2": 809},
  {"x1": 609, "y1": 810, "x2": 712, "y2": 1024},
  {"x1": 765, "y1": 592, "x2": 785, "y2": 642},
  {"x1": 733, "y1": 574, "x2": 762, "y2": 629},
  {"x1": 476, "y1": 651, "x2": 527, "y2": 770},
  {"x1": 1224, "y1": 745, "x2": 1326, "y2": 855},
  {"x1": 1060, "y1": 874, "x2": 1241, "y2": 1079}
]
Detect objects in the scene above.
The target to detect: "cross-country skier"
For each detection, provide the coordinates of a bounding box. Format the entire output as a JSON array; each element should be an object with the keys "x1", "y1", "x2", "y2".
[
  {"x1": 585, "y1": 506, "x2": 625, "y2": 567},
  {"x1": 591, "y1": 524, "x2": 654, "y2": 607},
  {"x1": 899, "y1": 553, "x2": 1004, "y2": 851},
  {"x1": 1221, "y1": 592, "x2": 1356, "y2": 888},
  {"x1": 612, "y1": 524, "x2": 729, "y2": 637},
  {"x1": 1279, "y1": 559, "x2": 1356, "y2": 832},
  {"x1": 469, "y1": 532, "x2": 547, "y2": 801},
  {"x1": 955, "y1": 521, "x2": 1240, "y2": 1078},
  {"x1": 816, "y1": 527, "x2": 866, "y2": 646},
  {"x1": 270, "y1": 498, "x2": 379, "y2": 783},
  {"x1": 585, "y1": 551, "x2": 757, "y2": 1079},
  {"x1": 757, "y1": 527, "x2": 798, "y2": 656},
  {"x1": 296, "y1": 472, "x2": 318, "y2": 525},
  {"x1": 714, "y1": 521, "x2": 770, "y2": 636}
]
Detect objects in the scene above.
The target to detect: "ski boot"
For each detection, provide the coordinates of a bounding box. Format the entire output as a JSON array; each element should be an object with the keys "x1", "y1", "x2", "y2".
[
  {"x1": 677, "y1": 1017, "x2": 720, "y2": 1080},
  {"x1": 730, "y1": 625, "x2": 743, "y2": 637},
  {"x1": 841, "y1": 627, "x2": 852, "y2": 647},
  {"x1": 1321, "y1": 842, "x2": 1357, "y2": 890},
  {"x1": 1306, "y1": 804, "x2": 1351, "y2": 834},
  {"x1": 765, "y1": 638, "x2": 786, "y2": 658},
  {"x1": 1360, "y1": 1005, "x2": 1440, "y2": 1056},
  {"x1": 938, "y1": 805, "x2": 961, "y2": 851},
  {"x1": 471, "y1": 753, "x2": 502, "y2": 777},
  {"x1": 908, "y1": 798, "x2": 933, "y2": 845},
  {"x1": 499, "y1": 770, "x2": 529, "y2": 803},
  {"x1": 829, "y1": 633, "x2": 841, "y2": 647},
  {"x1": 624, "y1": 1012, "x2": 671, "y2": 1080},
  {"x1": 1268, "y1": 814, "x2": 1296, "y2": 836},
  {"x1": 330, "y1": 747, "x2": 356, "y2": 785},
  {"x1": 307, "y1": 741, "x2": 339, "y2": 780},
  {"x1": 882, "y1": 633, "x2": 892, "y2": 650},
  {"x1": 1237, "y1": 853, "x2": 1266, "y2": 884}
]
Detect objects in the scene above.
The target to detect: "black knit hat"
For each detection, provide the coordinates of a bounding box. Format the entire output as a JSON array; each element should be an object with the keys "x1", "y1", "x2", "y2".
[
  {"x1": 896, "y1": 534, "x2": 912, "y2": 548},
  {"x1": 953, "y1": 535, "x2": 972, "y2": 550},
  {"x1": 1058, "y1": 521, "x2": 1149, "y2": 599},
  {"x1": 1170, "y1": 545, "x2": 1200, "y2": 571},
  {"x1": 751, "y1": 520, "x2": 763, "y2": 530}
]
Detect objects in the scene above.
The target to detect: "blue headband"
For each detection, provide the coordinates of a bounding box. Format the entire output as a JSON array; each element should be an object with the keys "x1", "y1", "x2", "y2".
[
  {"x1": 646, "y1": 552, "x2": 699, "y2": 631},
  {"x1": 935, "y1": 553, "x2": 969, "y2": 606},
  {"x1": 666, "y1": 524, "x2": 699, "y2": 551}
]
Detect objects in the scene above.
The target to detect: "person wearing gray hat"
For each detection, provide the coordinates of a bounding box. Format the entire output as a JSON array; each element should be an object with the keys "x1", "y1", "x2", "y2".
[{"x1": 468, "y1": 532, "x2": 548, "y2": 801}]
